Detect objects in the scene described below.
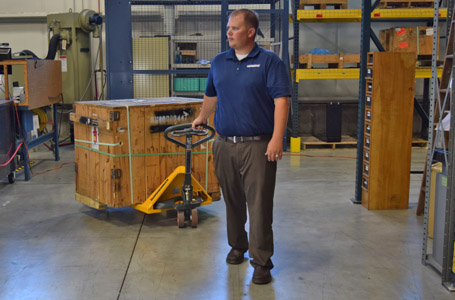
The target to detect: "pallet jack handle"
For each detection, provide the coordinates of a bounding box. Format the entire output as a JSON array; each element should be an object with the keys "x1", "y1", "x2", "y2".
[
  {"x1": 164, "y1": 122, "x2": 215, "y2": 185},
  {"x1": 164, "y1": 123, "x2": 215, "y2": 149}
]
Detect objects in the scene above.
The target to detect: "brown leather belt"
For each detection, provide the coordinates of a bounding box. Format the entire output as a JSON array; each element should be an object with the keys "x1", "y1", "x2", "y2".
[{"x1": 219, "y1": 135, "x2": 272, "y2": 144}]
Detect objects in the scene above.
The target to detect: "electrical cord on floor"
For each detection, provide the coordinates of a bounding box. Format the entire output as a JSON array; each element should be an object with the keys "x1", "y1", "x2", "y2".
[{"x1": 30, "y1": 161, "x2": 75, "y2": 175}]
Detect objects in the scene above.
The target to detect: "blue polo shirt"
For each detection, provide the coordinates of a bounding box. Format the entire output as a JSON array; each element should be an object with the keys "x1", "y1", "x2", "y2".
[{"x1": 205, "y1": 43, "x2": 291, "y2": 136}]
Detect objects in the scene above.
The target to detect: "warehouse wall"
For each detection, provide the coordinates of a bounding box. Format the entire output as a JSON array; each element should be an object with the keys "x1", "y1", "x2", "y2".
[
  {"x1": 0, "y1": 0, "x2": 104, "y2": 58},
  {"x1": 0, "y1": 0, "x2": 105, "y2": 99}
]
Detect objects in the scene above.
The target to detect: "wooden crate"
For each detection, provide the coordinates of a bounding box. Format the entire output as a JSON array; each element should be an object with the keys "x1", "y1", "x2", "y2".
[
  {"x1": 379, "y1": 27, "x2": 440, "y2": 59},
  {"x1": 72, "y1": 98, "x2": 220, "y2": 208},
  {"x1": 299, "y1": 0, "x2": 347, "y2": 9},
  {"x1": 0, "y1": 59, "x2": 62, "y2": 109},
  {"x1": 299, "y1": 53, "x2": 360, "y2": 68}
]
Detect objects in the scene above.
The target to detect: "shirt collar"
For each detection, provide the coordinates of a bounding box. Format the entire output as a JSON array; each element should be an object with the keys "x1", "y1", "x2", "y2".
[{"x1": 226, "y1": 43, "x2": 260, "y2": 61}]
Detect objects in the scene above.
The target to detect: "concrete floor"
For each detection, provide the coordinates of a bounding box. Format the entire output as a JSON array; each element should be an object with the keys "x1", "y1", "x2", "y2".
[{"x1": 0, "y1": 145, "x2": 453, "y2": 300}]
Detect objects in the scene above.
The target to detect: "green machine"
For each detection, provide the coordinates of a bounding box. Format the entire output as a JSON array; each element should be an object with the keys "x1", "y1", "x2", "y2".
[{"x1": 47, "y1": 9, "x2": 103, "y2": 103}]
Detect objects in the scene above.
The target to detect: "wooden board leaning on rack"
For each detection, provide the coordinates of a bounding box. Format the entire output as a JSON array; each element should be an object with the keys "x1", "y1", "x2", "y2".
[
  {"x1": 72, "y1": 98, "x2": 220, "y2": 208},
  {"x1": 0, "y1": 59, "x2": 62, "y2": 109},
  {"x1": 362, "y1": 52, "x2": 416, "y2": 210}
]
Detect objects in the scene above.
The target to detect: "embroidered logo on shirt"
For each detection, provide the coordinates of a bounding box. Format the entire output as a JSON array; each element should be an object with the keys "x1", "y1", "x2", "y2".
[{"x1": 246, "y1": 64, "x2": 261, "y2": 68}]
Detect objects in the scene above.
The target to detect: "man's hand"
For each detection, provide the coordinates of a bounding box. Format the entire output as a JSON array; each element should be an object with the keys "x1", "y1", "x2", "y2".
[
  {"x1": 265, "y1": 97, "x2": 289, "y2": 162},
  {"x1": 265, "y1": 137, "x2": 283, "y2": 162},
  {"x1": 192, "y1": 117, "x2": 207, "y2": 130}
]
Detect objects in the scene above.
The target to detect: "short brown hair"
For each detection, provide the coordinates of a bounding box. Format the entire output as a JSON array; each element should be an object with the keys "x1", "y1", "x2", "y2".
[{"x1": 230, "y1": 9, "x2": 259, "y2": 36}]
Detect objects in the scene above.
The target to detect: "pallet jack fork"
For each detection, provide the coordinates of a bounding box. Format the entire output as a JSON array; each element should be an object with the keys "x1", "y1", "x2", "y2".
[{"x1": 131, "y1": 123, "x2": 215, "y2": 228}]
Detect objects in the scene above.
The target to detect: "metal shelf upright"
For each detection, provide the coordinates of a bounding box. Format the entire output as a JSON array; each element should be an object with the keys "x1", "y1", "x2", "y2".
[{"x1": 421, "y1": 0, "x2": 455, "y2": 291}]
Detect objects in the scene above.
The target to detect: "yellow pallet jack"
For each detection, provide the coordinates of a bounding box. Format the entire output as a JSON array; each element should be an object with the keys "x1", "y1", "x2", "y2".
[{"x1": 132, "y1": 123, "x2": 215, "y2": 228}]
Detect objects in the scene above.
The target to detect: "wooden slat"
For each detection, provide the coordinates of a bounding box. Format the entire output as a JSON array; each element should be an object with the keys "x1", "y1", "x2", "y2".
[
  {"x1": 75, "y1": 193, "x2": 107, "y2": 210},
  {"x1": 116, "y1": 107, "x2": 131, "y2": 206},
  {"x1": 130, "y1": 106, "x2": 147, "y2": 204},
  {"x1": 74, "y1": 103, "x2": 90, "y2": 199},
  {"x1": 87, "y1": 105, "x2": 99, "y2": 205},
  {"x1": 97, "y1": 106, "x2": 116, "y2": 207},
  {"x1": 145, "y1": 105, "x2": 161, "y2": 198},
  {"x1": 69, "y1": 112, "x2": 113, "y2": 131}
]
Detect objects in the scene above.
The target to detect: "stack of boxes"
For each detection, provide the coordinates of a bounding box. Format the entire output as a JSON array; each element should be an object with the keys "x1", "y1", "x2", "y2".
[{"x1": 174, "y1": 77, "x2": 207, "y2": 92}]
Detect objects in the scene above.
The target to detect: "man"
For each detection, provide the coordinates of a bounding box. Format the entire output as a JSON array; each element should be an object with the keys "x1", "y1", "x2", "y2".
[{"x1": 192, "y1": 9, "x2": 290, "y2": 285}]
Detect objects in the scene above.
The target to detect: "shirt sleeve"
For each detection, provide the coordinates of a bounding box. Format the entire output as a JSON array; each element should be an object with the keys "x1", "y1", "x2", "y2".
[
  {"x1": 266, "y1": 55, "x2": 291, "y2": 99},
  {"x1": 204, "y1": 64, "x2": 217, "y2": 97}
]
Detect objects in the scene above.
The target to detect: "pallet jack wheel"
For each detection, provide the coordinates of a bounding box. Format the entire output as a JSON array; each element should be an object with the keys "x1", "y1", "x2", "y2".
[
  {"x1": 8, "y1": 173, "x2": 14, "y2": 184},
  {"x1": 177, "y1": 210, "x2": 185, "y2": 228},
  {"x1": 191, "y1": 208, "x2": 198, "y2": 228}
]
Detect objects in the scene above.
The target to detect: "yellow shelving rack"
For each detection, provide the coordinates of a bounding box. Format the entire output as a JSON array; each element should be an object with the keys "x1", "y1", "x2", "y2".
[
  {"x1": 296, "y1": 67, "x2": 443, "y2": 80},
  {"x1": 297, "y1": 8, "x2": 447, "y2": 22},
  {"x1": 290, "y1": 4, "x2": 447, "y2": 153}
]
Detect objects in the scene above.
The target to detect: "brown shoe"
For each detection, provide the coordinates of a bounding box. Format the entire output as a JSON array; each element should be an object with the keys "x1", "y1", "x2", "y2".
[
  {"x1": 226, "y1": 248, "x2": 246, "y2": 264},
  {"x1": 252, "y1": 266, "x2": 272, "y2": 284}
]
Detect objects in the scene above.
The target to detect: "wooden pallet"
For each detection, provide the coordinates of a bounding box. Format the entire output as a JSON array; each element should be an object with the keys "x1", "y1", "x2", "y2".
[
  {"x1": 302, "y1": 135, "x2": 357, "y2": 150},
  {"x1": 300, "y1": 0, "x2": 347, "y2": 9},
  {"x1": 416, "y1": 56, "x2": 444, "y2": 67},
  {"x1": 301, "y1": 135, "x2": 428, "y2": 150},
  {"x1": 412, "y1": 139, "x2": 429, "y2": 148},
  {"x1": 378, "y1": 0, "x2": 434, "y2": 8},
  {"x1": 299, "y1": 53, "x2": 360, "y2": 69}
]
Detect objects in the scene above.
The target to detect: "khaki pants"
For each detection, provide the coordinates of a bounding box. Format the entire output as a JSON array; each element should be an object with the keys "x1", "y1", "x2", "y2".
[{"x1": 212, "y1": 136, "x2": 276, "y2": 269}]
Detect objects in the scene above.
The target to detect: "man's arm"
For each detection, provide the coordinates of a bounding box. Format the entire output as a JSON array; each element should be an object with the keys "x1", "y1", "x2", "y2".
[
  {"x1": 265, "y1": 97, "x2": 290, "y2": 162},
  {"x1": 192, "y1": 95, "x2": 218, "y2": 129}
]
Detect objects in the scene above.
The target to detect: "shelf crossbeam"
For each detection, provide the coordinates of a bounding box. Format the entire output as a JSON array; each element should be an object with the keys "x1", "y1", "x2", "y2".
[
  {"x1": 297, "y1": 8, "x2": 447, "y2": 22},
  {"x1": 295, "y1": 67, "x2": 442, "y2": 80}
]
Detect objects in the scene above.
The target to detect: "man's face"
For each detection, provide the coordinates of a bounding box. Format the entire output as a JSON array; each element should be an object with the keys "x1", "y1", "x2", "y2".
[{"x1": 227, "y1": 14, "x2": 254, "y2": 50}]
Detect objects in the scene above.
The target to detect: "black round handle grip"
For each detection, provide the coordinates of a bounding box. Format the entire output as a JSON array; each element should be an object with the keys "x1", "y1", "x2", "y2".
[{"x1": 164, "y1": 123, "x2": 215, "y2": 148}]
